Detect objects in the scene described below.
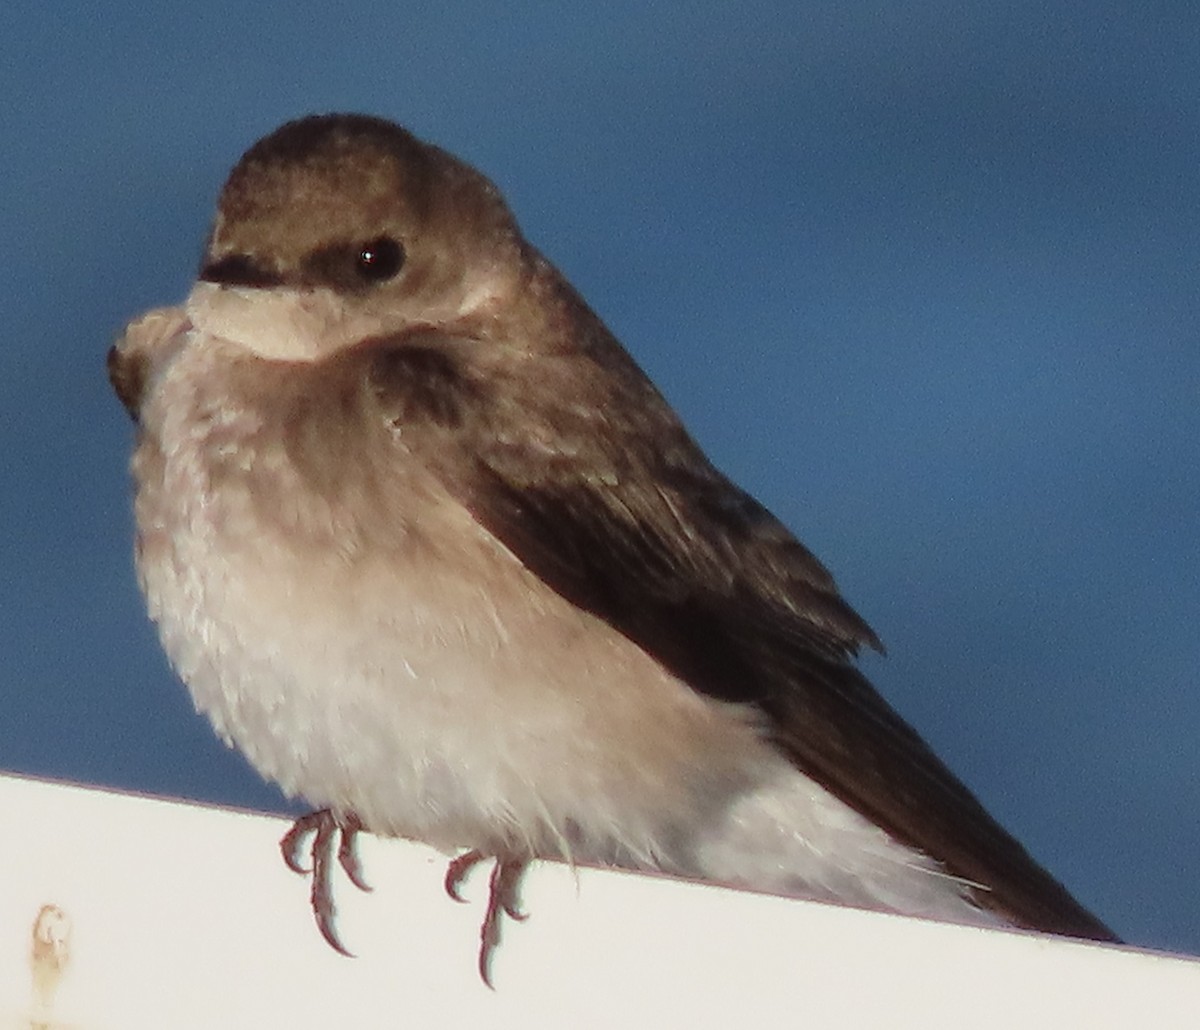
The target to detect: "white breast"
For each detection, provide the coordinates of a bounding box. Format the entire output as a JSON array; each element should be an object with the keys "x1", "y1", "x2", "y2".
[{"x1": 127, "y1": 309, "x2": 997, "y2": 927}]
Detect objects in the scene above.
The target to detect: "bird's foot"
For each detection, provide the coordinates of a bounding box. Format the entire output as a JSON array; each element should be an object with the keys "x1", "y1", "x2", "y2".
[
  {"x1": 444, "y1": 850, "x2": 528, "y2": 988},
  {"x1": 280, "y1": 809, "x2": 372, "y2": 956}
]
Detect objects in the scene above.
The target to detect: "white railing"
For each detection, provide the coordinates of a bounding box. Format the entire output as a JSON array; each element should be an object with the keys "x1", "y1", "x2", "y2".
[{"x1": 0, "y1": 773, "x2": 1196, "y2": 1028}]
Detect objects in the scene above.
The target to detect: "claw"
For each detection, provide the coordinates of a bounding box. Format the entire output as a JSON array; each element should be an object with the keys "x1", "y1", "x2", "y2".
[
  {"x1": 443, "y1": 848, "x2": 487, "y2": 902},
  {"x1": 336, "y1": 815, "x2": 373, "y2": 893},
  {"x1": 283, "y1": 820, "x2": 528, "y2": 985},
  {"x1": 443, "y1": 852, "x2": 528, "y2": 988},
  {"x1": 279, "y1": 810, "x2": 372, "y2": 956}
]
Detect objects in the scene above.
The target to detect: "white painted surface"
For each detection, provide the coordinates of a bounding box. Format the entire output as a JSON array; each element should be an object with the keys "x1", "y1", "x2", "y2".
[{"x1": 0, "y1": 772, "x2": 1196, "y2": 1028}]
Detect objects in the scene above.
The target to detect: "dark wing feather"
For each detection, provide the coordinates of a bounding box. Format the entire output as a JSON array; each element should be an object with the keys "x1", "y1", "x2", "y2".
[{"x1": 368, "y1": 333, "x2": 1117, "y2": 942}]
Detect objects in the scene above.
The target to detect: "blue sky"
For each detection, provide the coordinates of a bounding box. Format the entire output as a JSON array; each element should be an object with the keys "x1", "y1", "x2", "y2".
[{"x1": 2, "y1": 3, "x2": 1197, "y2": 954}]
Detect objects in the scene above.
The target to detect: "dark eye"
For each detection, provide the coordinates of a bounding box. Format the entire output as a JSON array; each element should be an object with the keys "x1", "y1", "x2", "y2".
[{"x1": 355, "y1": 237, "x2": 405, "y2": 282}]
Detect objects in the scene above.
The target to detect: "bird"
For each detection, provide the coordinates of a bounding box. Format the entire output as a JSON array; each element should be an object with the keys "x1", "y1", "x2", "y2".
[{"x1": 109, "y1": 112, "x2": 1117, "y2": 983}]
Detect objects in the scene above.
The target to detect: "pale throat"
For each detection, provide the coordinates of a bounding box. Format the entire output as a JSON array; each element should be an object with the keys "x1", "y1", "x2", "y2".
[{"x1": 185, "y1": 281, "x2": 380, "y2": 362}]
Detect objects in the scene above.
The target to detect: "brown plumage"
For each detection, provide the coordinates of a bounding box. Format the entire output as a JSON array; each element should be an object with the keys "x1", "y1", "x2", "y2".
[{"x1": 110, "y1": 114, "x2": 1116, "y2": 979}]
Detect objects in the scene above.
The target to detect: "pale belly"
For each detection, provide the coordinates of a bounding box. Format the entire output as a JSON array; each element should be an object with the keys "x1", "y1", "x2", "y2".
[{"x1": 128, "y1": 324, "x2": 995, "y2": 925}]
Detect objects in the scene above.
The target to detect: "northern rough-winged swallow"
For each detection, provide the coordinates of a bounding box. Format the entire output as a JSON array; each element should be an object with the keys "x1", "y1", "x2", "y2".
[{"x1": 109, "y1": 113, "x2": 1117, "y2": 982}]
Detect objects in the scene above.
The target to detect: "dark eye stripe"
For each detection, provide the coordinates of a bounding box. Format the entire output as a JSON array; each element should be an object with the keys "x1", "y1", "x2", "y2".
[{"x1": 200, "y1": 254, "x2": 284, "y2": 287}]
